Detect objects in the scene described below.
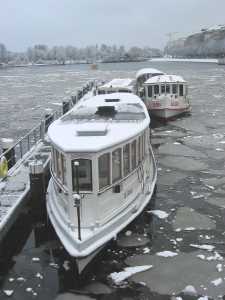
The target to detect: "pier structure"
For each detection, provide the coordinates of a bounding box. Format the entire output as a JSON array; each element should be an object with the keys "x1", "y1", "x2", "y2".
[{"x1": 0, "y1": 81, "x2": 94, "y2": 244}]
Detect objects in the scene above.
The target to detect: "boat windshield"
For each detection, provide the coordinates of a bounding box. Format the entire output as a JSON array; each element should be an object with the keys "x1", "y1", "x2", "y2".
[{"x1": 62, "y1": 103, "x2": 146, "y2": 122}]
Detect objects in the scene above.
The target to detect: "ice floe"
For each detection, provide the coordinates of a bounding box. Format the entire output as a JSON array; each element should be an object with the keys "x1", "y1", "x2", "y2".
[
  {"x1": 109, "y1": 265, "x2": 153, "y2": 284},
  {"x1": 156, "y1": 251, "x2": 178, "y2": 257},
  {"x1": 148, "y1": 210, "x2": 169, "y2": 219},
  {"x1": 190, "y1": 244, "x2": 215, "y2": 251},
  {"x1": 182, "y1": 285, "x2": 198, "y2": 296},
  {"x1": 211, "y1": 278, "x2": 223, "y2": 286},
  {"x1": 3, "y1": 290, "x2": 14, "y2": 296}
]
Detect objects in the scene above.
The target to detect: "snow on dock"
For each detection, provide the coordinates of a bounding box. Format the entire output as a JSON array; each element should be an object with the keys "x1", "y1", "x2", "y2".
[{"x1": 0, "y1": 140, "x2": 51, "y2": 242}]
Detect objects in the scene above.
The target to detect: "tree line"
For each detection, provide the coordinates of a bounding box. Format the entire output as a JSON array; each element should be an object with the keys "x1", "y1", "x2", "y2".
[{"x1": 0, "y1": 43, "x2": 162, "y2": 65}]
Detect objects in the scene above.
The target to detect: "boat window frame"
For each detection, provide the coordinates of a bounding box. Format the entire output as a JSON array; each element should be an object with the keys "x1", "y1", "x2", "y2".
[
  {"x1": 179, "y1": 84, "x2": 184, "y2": 96},
  {"x1": 71, "y1": 158, "x2": 93, "y2": 192},
  {"x1": 112, "y1": 148, "x2": 122, "y2": 183},
  {"x1": 161, "y1": 84, "x2": 165, "y2": 94},
  {"x1": 154, "y1": 85, "x2": 159, "y2": 95},
  {"x1": 97, "y1": 130, "x2": 148, "y2": 193},
  {"x1": 98, "y1": 152, "x2": 111, "y2": 190},
  {"x1": 123, "y1": 143, "x2": 130, "y2": 177},
  {"x1": 148, "y1": 85, "x2": 152, "y2": 98},
  {"x1": 166, "y1": 84, "x2": 170, "y2": 94},
  {"x1": 172, "y1": 84, "x2": 177, "y2": 94}
]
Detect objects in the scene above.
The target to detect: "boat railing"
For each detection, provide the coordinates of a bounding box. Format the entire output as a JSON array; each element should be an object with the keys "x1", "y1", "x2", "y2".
[{"x1": 0, "y1": 80, "x2": 95, "y2": 180}]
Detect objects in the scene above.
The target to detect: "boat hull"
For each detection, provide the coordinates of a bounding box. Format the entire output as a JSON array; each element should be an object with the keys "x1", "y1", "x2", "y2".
[
  {"x1": 149, "y1": 105, "x2": 191, "y2": 120},
  {"x1": 46, "y1": 146, "x2": 157, "y2": 260}
]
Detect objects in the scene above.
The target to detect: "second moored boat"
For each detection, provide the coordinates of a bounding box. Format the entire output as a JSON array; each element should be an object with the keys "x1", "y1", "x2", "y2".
[{"x1": 143, "y1": 74, "x2": 191, "y2": 120}]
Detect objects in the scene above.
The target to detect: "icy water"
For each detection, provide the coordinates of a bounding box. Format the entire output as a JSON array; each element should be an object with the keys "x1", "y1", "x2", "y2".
[{"x1": 1, "y1": 62, "x2": 225, "y2": 299}]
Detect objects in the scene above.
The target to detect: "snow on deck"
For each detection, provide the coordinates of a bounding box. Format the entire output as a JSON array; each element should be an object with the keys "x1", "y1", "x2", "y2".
[
  {"x1": 145, "y1": 74, "x2": 186, "y2": 84},
  {"x1": 48, "y1": 93, "x2": 150, "y2": 152},
  {"x1": 0, "y1": 141, "x2": 51, "y2": 242},
  {"x1": 98, "y1": 78, "x2": 134, "y2": 89},
  {"x1": 136, "y1": 68, "x2": 165, "y2": 79}
]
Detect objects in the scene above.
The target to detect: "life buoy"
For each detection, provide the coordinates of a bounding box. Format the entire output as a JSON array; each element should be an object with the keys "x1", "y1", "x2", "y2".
[{"x1": 0, "y1": 156, "x2": 8, "y2": 178}]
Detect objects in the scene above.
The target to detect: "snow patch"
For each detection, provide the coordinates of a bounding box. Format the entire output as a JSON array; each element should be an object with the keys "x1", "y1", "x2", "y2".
[
  {"x1": 125, "y1": 230, "x2": 132, "y2": 236},
  {"x1": 182, "y1": 285, "x2": 197, "y2": 296},
  {"x1": 109, "y1": 265, "x2": 153, "y2": 284},
  {"x1": 32, "y1": 257, "x2": 40, "y2": 262},
  {"x1": 63, "y1": 260, "x2": 70, "y2": 271},
  {"x1": 3, "y1": 290, "x2": 14, "y2": 297},
  {"x1": 156, "y1": 251, "x2": 178, "y2": 257},
  {"x1": 211, "y1": 278, "x2": 223, "y2": 286},
  {"x1": 190, "y1": 244, "x2": 215, "y2": 251},
  {"x1": 216, "y1": 264, "x2": 223, "y2": 272},
  {"x1": 149, "y1": 210, "x2": 169, "y2": 219},
  {"x1": 143, "y1": 247, "x2": 150, "y2": 254}
]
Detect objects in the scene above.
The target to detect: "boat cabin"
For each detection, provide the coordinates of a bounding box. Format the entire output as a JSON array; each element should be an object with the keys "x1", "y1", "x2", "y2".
[
  {"x1": 97, "y1": 78, "x2": 135, "y2": 95},
  {"x1": 143, "y1": 74, "x2": 188, "y2": 102},
  {"x1": 136, "y1": 68, "x2": 165, "y2": 96}
]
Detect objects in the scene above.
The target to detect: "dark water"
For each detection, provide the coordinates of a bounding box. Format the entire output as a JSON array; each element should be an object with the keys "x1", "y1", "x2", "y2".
[{"x1": 1, "y1": 61, "x2": 225, "y2": 299}]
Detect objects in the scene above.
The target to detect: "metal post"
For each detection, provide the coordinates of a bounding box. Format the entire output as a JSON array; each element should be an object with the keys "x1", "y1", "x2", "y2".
[
  {"x1": 74, "y1": 161, "x2": 81, "y2": 241},
  {"x1": 29, "y1": 160, "x2": 46, "y2": 222},
  {"x1": 1, "y1": 138, "x2": 15, "y2": 169},
  {"x1": 62, "y1": 100, "x2": 70, "y2": 115},
  {"x1": 44, "y1": 109, "x2": 54, "y2": 132}
]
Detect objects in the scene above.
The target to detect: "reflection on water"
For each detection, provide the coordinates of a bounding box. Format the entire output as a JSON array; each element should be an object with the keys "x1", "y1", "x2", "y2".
[{"x1": 1, "y1": 62, "x2": 225, "y2": 299}]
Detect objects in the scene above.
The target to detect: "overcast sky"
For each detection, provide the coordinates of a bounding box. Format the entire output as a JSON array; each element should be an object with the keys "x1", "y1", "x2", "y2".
[{"x1": 0, "y1": 0, "x2": 224, "y2": 51}]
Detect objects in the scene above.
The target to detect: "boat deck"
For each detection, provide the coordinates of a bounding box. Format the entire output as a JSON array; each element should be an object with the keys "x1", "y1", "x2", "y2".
[{"x1": 0, "y1": 140, "x2": 51, "y2": 242}]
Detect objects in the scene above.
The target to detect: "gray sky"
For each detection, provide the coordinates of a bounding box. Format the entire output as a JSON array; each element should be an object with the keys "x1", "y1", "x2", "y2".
[{"x1": 0, "y1": 0, "x2": 224, "y2": 51}]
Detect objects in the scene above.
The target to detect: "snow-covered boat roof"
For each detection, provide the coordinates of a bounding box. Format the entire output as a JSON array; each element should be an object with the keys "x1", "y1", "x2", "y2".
[
  {"x1": 48, "y1": 93, "x2": 150, "y2": 153},
  {"x1": 136, "y1": 68, "x2": 165, "y2": 79},
  {"x1": 98, "y1": 78, "x2": 134, "y2": 90},
  {"x1": 144, "y1": 74, "x2": 186, "y2": 85}
]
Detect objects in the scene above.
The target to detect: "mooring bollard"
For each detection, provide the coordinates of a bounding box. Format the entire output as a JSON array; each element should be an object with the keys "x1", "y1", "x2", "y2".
[
  {"x1": 1, "y1": 138, "x2": 15, "y2": 169},
  {"x1": 62, "y1": 100, "x2": 70, "y2": 115},
  {"x1": 29, "y1": 160, "x2": 46, "y2": 222},
  {"x1": 44, "y1": 109, "x2": 54, "y2": 132}
]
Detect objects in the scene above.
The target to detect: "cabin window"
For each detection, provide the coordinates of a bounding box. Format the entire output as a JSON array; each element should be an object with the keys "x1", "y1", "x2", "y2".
[
  {"x1": 148, "y1": 86, "x2": 152, "y2": 97},
  {"x1": 166, "y1": 84, "x2": 170, "y2": 94},
  {"x1": 112, "y1": 148, "x2": 122, "y2": 183},
  {"x1": 56, "y1": 150, "x2": 63, "y2": 181},
  {"x1": 138, "y1": 136, "x2": 142, "y2": 164},
  {"x1": 99, "y1": 153, "x2": 110, "y2": 190},
  {"x1": 72, "y1": 159, "x2": 92, "y2": 191},
  {"x1": 98, "y1": 90, "x2": 105, "y2": 95},
  {"x1": 131, "y1": 140, "x2": 137, "y2": 170},
  {"x1": 61, "y1": 154, "x2": 67, "y2": 186},
  {"x1": 52, "y1": 148, "x2": 56, "y2": 173},
  {"x1": 142, "y1": 134, "x2": 145, "y2": 158},
  {"x1": 123, "y1": 144, "x2": 130, "y2": 177},
  {"x1": 172, "y1": 84, "x2": 177, "y2": 94},
  {"x1": 179, "y1": 85, "x2": 184, "y2": 96},
  {"x1": 154, "y1": 85, "x2": 159, "y2": 95},
  {"x1": 161, "y1": 85, "x2": 165, "y2": 94}
]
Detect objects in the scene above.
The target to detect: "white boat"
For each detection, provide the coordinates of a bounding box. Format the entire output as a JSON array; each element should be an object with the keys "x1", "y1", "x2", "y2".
[
  {"x1": 46, "y1": 92, "x2": 157, "y2": 271},
  {"x1": 97, "y1": 78, "x2": 135, "y2": 94},
  {"x1": 136, "y1": 68, "x2": 165, "y2": 97},
  {"x1": 143, "y1": 74, "x2": 191, "y2": 120}
]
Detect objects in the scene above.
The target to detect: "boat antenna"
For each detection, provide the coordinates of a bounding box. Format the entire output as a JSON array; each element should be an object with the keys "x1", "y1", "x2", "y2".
[{"x1": 74, "y1": 161, "x2": 81, "y2": 241}]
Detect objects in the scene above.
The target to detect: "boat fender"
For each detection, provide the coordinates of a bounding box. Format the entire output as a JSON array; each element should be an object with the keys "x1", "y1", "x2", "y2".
[{"x1": 0, "y1": 156, "x2": 8, "y2": 178}]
